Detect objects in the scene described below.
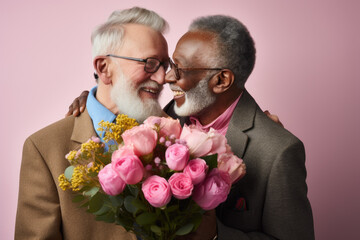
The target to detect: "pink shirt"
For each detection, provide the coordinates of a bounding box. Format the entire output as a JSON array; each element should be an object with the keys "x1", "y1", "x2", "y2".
[{"x1": 189, "y1": 93, "x2": 242, "y2": 135}]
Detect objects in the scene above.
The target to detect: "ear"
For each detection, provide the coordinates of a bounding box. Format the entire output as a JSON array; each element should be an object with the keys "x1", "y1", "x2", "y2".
[
  {"x1": 209, "y1": 69, "x2": 235, "y2": 94},
  {"x1": 93, "y1": 56, "x2": 112, "y2": 85}
]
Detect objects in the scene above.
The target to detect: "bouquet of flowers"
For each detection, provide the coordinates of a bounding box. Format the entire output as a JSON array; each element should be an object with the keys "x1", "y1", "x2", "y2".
[{"x1": 59, "y1": 115, "x2": 246, "y2": 240}]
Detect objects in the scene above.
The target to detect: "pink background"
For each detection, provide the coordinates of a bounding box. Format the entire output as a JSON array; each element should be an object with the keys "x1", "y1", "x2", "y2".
[{"x1": 1, "y1": 0, "x2": 359, "y2": 239}]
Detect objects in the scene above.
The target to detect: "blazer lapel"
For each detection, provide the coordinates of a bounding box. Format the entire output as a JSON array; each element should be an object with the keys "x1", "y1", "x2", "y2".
[
  {"x1": 70, "y1": 108, "x2": 97, "y2": 149},
  {"x1": 226, "y1": 90, "x2": 257, "y2": 158}
]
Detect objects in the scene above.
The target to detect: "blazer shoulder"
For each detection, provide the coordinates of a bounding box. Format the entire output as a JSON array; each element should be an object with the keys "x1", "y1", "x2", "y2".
[
  {"x1": 252, "y1": 107, "x2": 304, "y2": 149},
  {"x1": 27, "y1": 116, "x2": 76, "y2": 146}
]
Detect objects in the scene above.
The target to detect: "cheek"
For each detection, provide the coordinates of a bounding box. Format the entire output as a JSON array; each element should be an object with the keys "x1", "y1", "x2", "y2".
[
  {"x1": 176, "y1": 79, "x2": 197, "y2": 92},
  {"x1": 124, "y1": 68, "x2": 149, "y2": 86}
]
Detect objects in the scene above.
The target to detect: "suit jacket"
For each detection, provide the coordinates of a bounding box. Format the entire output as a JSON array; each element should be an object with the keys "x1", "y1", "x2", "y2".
[
  {"x1": 15, "y1": 109, "x2": 136, "y2": 240},
  {"x1": 164, "y1": 90, "x2": 315, "y2": 240}
]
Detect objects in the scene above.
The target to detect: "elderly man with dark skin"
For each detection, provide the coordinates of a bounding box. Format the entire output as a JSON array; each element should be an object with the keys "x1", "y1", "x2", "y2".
[
  {"x1": 16, "y1": 7, "x2": 216, "y2": 240},
  {"x1": 163, "y1": 16, "x2": 314, "y2": 239},
  {"x1": 67, "y1": 14, "x2": 313, "y2": 240}
]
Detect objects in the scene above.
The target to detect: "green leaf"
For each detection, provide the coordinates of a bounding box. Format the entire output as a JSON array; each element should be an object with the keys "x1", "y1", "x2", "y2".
[
  {"x1": 115, "y1": 215, "x2": 133, "y2": 229},
  {"x1": 191, "y1": 213, "x2": 203, "y2": 231},
  {"x1": 175, "y1": 223, "x2": 194, "y2": 236},
  {"x1": 93, "y1": 204, "x2": 111, "y2": 216},
  {"x1": 201, "y1": 154, "x2": 218, "y2": 170},
  {"x1": 124, "y1": 196, "x2": 137, "y2": 213},
  {"x1": 165, "y1": 204, "x2": 179, "y2": 213},
  {"x1": 127, "y1": 185, "x2": 139, "y2": 197},
  {"x1": 95, "y1": 211, "x2": 115, "y2": 223},
  {"x1": 132, "y1": 198, "x2": 147, "y2": 211},
  {"x1": 84, "y1": 187, "x2": 99, "y2": 197},
  {"x1": 72, "y1": 194, "x2": 85, "y2": 203},
  {"x1": 108, "y1": 195, "x2": 124, "y2": 207},
  {"x1": 79, "y1": 185, "x2": 92, "y2": 192},
  {"x1": 79, "y1": 201, "x2": 89, "y2": 208},
  {"x1": 64, "y1": 166, "x2": 75, "y2": 180},
  {"x1": 135, "y1": 212, "x2": 157, "y2": 226},
  {"x1": 88, "y1": 192, "x2": 103, "y2": 213},
  {"x1": 150, "y1": 225, "x2": 162, "y2": 236}
]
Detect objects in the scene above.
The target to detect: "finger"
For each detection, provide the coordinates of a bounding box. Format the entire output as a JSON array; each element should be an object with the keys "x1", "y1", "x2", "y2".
[
  {"x1": 65, "y1": 105, "x2": 73, "y2": 117},
  {"x1": 79, "y1": 91, "x2": 89, "y2": 112},
  {"x1": 269, "y1": 114, "x2": 284, "y2": 127},
  {"x1": 72, "y1": 98, "x2": 80, "y2": 116},
  {"x1": 264, "y1": 110, "x2": 284, "y2": 128}
]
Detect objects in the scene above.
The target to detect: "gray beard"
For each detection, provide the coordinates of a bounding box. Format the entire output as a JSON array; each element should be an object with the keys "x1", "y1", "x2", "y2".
[
  {"x1": 110, "y1": 71, "x2": 163, "y2": 122},
  {"x1": 173, "y1": 77, "x2": 216, "y2": 117}
]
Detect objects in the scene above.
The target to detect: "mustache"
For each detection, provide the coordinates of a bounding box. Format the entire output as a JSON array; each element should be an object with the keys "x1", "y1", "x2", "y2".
[
  {"x1": 169, "y1": 84, "x2": 184, "y2": 92},
  {"x1": 138, "y1": 80, "x2": 163, "y2": 92}
]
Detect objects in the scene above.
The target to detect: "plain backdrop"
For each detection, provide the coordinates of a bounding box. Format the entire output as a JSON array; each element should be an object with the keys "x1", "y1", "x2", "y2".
[{"x1": 1, "y1": 0, "x2": 359, "y2": 239}]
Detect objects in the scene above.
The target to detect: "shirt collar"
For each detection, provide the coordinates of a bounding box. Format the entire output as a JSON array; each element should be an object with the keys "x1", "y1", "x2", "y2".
[
  {"x1": 189, "y1": 93, "x2": 242, "y2": 135},
  {"x1": 86, "y1": 86, "x2": 116, "y2": 140}
]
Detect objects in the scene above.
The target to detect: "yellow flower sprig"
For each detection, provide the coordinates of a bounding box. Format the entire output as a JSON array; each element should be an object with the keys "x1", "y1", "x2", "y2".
[
  {"x1": 60, "y1": 114, "x2": 138, "y2": 193},
  {"x1": 97, "y1": 114, "x2": 139, "y2": 143}
]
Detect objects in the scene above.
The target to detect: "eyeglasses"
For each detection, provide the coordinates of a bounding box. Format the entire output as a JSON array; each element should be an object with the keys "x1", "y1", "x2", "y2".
[
  {"x1": 106, "y1": 54, "x2": 169, "y2": 73},
  {"x1": 169, "y1": 58, "x2": 223, "y2": 80}
]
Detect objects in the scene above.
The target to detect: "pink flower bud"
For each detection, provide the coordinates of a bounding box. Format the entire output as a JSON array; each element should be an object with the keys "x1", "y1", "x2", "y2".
[
  {"x1": 112, "y1": 154, "x2": 144, "y2": 185},
  {"x1": 98, "y1": 164, "x2": 126, "y2": 196},
  {"x1": 142, "y1": 175, "x2": 172, "y2": 207},
  {"x1": 192, "y1": 169, "x2": 231, "y2": 210},
  {"x1": 165, "y1": 143, "x2": 190, "y2": 171},
  {"x1": 168, "y1": 173, "x2": 194, "y2": 199},
  {"x1": 122, "y1": 125, "x2": 158, "y2": 156},
  {"x1": 184, "y1": 158, "x2": 208, "y2": 185}
]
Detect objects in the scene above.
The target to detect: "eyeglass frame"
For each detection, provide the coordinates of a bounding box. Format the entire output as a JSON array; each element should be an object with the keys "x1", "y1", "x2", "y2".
[
  {"x1": 168, "y1": 58, "x2": 224, "y2": 80},
  {"x1": 106, "y1": 54, "x2": 169, "y2": 73}
]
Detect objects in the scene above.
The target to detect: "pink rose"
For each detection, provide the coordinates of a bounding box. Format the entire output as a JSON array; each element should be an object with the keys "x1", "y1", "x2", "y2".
[
  {"x1": 180, "y1": 124, "x2": 213, "y2": 157},
  {"x1": 142, "y1": 175, "x2": 172, "y2": 207},
  {"x1": 165, "y1": 143, "x2": 189, "y2": 171},
  {"x1": 218, "y1": 153, "x2": 246, "y2": 183},
  {"x1": 192, "y1": 169, "x2": 231, "y2": 210},
  {"x1": 168, "y1": 173, "x2": 194, "y2": 199},
  {"x1": 122, "y1": 125, "x2": 158, "y2": 156},
  {"x1": 144, "y1": 116, "x2": 182, "y2": 139},
  {"x1": 98, "y1": 164, "x2": 126, "y2": 196},
  {"x1": 112, "y1": 154, "x2": 144, "y2": 184},
  {"x1": 111, "y1": 145, "x2": 135, "y2": 162},
  {"x1": 183, "y1": 158, "x2": 208, "y2": 185}
]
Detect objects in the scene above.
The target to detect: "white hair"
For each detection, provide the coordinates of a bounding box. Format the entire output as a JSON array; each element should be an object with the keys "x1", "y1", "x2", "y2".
[
  {"x1": 91, "y1": 7, "x2": 168, "y2": 59},
  {"x1": 173, "y1": 73, "x2": 216, "y2": 116}
]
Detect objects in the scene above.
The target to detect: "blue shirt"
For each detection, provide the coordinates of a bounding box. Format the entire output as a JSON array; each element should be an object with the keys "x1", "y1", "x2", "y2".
[{"x1": 86, "y1": 86, "x2": 116, "y2": 141}]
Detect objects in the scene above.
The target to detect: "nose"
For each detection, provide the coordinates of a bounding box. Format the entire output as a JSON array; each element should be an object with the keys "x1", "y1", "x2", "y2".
[
  {"x1": 165, "y1": 68, "x2": 177, "y2": 83},
  {"x1": 150, "y1": 65, "x2": 166, "y2": 85}
]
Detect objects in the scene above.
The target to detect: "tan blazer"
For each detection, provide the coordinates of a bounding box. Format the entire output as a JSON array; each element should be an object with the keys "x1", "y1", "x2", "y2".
[{"x1": 15, "y1": 110, "x2": 136, "y2": 240}]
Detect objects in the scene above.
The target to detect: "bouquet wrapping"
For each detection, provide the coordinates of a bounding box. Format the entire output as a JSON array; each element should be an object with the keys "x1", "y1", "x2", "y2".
[{"x1": 59, "y1": 115, "x2": 246, "y2": 239}]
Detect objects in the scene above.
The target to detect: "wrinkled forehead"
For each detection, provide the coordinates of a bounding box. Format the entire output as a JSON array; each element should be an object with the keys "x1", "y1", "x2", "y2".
[{"x1": 173, "y1": 31, "x2": 217, "y2": 65}]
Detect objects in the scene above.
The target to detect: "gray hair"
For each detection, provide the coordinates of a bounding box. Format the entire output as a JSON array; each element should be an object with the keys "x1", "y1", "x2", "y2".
[
  {"x1": 91, "y1": 7, "x2": 169, "y2": 59},
  {"x1": 189, "y1": 15, "x2": 256, "y2": 88}
]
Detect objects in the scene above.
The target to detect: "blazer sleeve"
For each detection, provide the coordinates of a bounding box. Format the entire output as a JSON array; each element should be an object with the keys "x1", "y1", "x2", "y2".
[
  {"x1": 15, "y1": 137, "x2": 63, "y2": 240},
  {"x1": 217, "y1": 140, "x2": 314, "y2": 240}
]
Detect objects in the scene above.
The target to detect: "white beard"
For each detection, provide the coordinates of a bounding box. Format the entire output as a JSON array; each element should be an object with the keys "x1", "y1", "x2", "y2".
[
  {"x1": 110, "y1": 71, "x2": 163, "y2": 122},
  {"x1": 173, "y1": 77, "x2": 216, "y2": 117}
]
